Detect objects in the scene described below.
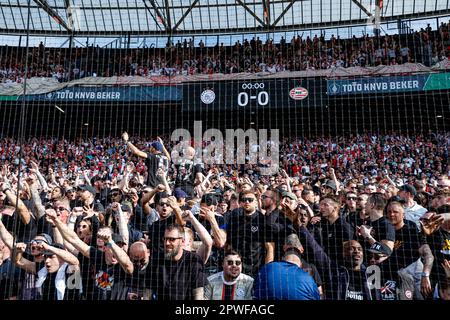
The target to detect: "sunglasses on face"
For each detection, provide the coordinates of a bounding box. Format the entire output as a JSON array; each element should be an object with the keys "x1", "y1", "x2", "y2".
[
  {"x1": 347, "y1": 197, "x2": 357, "y2": 201},
  {"x1": 159, "y1": 202, "x2": 169, "y2": 207},
  {"x1": 111, "y1": 192, "x2": 120, "y2": 197},
  {"x1": 163, "y1": 236, "x2": 182, "y2": 242},
  {"x1": 240, "y1": 198, "x2": 255, "y2": 203},
  {"x1": 226, "y1": 260, "x2": 242, "y2": 266},
  {"x1": 131, "y1": 258, "x2": 146, "y2": 265}
]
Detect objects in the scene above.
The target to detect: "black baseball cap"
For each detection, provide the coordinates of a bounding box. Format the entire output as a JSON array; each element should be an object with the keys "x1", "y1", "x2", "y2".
[
  {"x1": 77, "y1": 185, "x2": 97, "y2": 196},
  {"x1": 42, "y1": 243, "x2": 65, "y2": 257},
  {"x1": 368, "y1": 242, "x2": 392, "y2": 256},
  {"x1": 398, "y1": 184, "x2": 417, "y2": 196},
  {"x1": 201, "y1": 193, "x2": 219, "y2": 206}
]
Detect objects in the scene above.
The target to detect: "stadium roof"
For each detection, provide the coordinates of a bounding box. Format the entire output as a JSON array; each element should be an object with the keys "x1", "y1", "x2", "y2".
[{"x1": 1, "y1": 0, "x2": 450, "y2": 37}]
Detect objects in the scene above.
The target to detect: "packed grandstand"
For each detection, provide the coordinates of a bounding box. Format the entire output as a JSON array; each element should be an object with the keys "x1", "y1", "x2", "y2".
[{"x1": 0, "y1": 0, "x2": 449, "y2": 302}]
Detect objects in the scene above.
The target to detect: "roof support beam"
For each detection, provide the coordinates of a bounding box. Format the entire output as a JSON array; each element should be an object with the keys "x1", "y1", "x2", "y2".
[
  {"x1": 142, "y1": 0, "x2": 168, "y2": 30},
  {"x1": 235, "y1": 0, "x2": 266, "y2": 27},
  {"x1": 272, "y1": 0, "x2": 296, "y2": 27},
  {"x1": 351, "y1": 0, "x2": 373, "y2": 17},
  {"x1": 164, "y1": 0, "x2": 172, "y2": 31},
  {"x1": 173, "y1": 0, "x2": 200, "y2": 31},
  {"x1": 32, "y1": 0, "x2": 71, "y2": 32}
]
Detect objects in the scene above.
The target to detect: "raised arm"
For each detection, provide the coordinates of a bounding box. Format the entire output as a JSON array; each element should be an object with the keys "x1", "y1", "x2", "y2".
[
  {"x1": 183, "y1": 211, "x2": 213, "y2": 264},
  {"x1": 0, "y1": 219, "x2": 15, "y2": 250},
  {"x1": 14, "y1": 242, "x2": 36, "y2": 274},
  {"x1": 418, "y1": 243, "x2": 434, "y2": 298},
  {"x1": 46, "y1": 209, "x2": 90, "y2": 258},
  {"x1": 123, "y1": 132, "x2": 148, "y2": 159},
  {"x1": 111, "y1": 203, "x2": 129, "y2": 250},
  {"x1": 29, "y1": 161, "x2": 49, "y2": 191},
  {"x1": 98, "y1": 229, "x2": 133, "y2": 274},
  {"x1": 41, "y1": 242, "x2": 80, "y2": 266},
  {"x1": 157, "y1": 136, "x2": 171, "y2": 162},
  {"x1": 1, "y1": 181, "x2": 31, "y2": 225},
  {"x1": 200, "y1": 207, "x2": 226, "y2": 249}
]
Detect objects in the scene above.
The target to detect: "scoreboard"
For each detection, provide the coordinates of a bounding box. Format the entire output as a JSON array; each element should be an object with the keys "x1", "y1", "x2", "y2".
[{"x1": 182, "y1": 78, "x2": 326, "y2": 111}]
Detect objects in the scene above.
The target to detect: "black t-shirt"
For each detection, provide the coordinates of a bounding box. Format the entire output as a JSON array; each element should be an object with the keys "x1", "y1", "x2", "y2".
[
  {"x1": 124, "y1": 264, "x2": 154, "y2": 300},
  {"x1": 174, "y1": 159, "x2": 202, "y2": 188},
  {"x1": 384, "y1": 220, "x2": 423, "y2": 279},
  {"x1": 0, "y1": 259, "x2": 21, "y2": 300},
  {"x1": 149, "y1": 214, "x2": 177, "y2": 257},
  {"x1": 145, "y1": 152, "x2": 169, "y2": 188},
  {"x1": 87, "y1": 247, "x2": 128, "y2": 300},
  {"x1": 41, "y1": 272, "x2": 58, "y2": 300},
  {"x1": 311, "y1": 217, "x2": 354, "y2": 265},
  {"x1": 151, "y1": 250, "x2": 208, "y2": 300},
  {"x1": 424, "y1": 228, "x2": 450, "y2": 286},
  {"x1": 346, "y1": 269, "x2": 365, "y2": 301},
  {"x1": 2, "y1": 212, "x2": 37, "y2": 243},
  {"x1": 226, "y1": 208, "x2": 274, "y2": 278},
  {"x1": 354, "y1": 217, "x2": 396, "y2": 262},
  {"x1": 346, "y1": 211, "x2": 368, "y2": 228}
]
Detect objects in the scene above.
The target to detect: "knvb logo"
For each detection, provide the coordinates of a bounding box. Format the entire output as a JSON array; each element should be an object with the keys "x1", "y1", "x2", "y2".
[{"x1": 171, "y1": 121, "x2": 279, "y2": 175}]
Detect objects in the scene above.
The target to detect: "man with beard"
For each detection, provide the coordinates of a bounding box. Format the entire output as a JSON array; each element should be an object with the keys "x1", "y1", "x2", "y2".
[
  {"x1": 204, "y1": 251, "x2": 254, "y2": 300},
  {"x1": 151, "y1": 224, "x2": 207, "y2": 300}
]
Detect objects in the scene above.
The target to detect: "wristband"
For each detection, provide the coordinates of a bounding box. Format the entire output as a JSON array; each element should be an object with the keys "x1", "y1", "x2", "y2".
[
  {"x1": 105, "y1": 241, "x2": 114, "y2": 248},
  {"x1": 421, "y1": 272, "x2": 430, "y2": 277}
]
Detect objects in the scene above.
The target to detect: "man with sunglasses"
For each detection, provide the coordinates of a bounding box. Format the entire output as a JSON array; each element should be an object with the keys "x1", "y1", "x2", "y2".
[
  {"x1": 148, "y1": 192, "x2": 185, "y2": 260},
  {"x1": 124, "y1": 241, "x2": 153, "y2": 300},
  {"x1": 340, "y1": 191, "x2": 358, "y2": 222},
  {"x1": 223, "y1": 190, "x2": 275, "y2": 278},
  {"x1": 204, "y1": 250, "x2": 254, "y2": 300}
]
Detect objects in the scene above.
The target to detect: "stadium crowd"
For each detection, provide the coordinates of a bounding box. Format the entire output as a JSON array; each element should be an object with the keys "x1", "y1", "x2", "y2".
[
  {"x1": 0, "y1": 131, "x2": 449, "y2": 300},
  {"x1": 1, "y1": 21, "x2": 449, "y2": 83}
]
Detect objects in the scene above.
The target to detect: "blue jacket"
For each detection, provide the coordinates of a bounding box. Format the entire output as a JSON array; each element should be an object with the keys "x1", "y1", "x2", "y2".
[{"x1": 254, "y1": 261, "x2": 320, "y2": 300}]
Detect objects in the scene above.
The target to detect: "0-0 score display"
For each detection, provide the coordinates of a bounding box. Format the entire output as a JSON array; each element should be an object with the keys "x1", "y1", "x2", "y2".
[{"x1": 237, "y1": 83, "x2": 269, "y2": 107}]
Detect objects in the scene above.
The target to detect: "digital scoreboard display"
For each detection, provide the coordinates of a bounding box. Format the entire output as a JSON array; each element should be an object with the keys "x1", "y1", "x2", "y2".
[{"x1": 182, "y1": 78, "x2": 326, "y2": 111}]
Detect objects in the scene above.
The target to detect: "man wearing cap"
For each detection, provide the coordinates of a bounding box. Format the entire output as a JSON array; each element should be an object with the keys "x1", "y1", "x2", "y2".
[
  {"x1": 13, "y1": 241, "x2": 79, "y2": 300},
  {"x1": 398, "y1": 184, "x2": 427, "y2": 230},
  {"x1": 122, "y1": 132, "x2": 170, "y2": 188}
]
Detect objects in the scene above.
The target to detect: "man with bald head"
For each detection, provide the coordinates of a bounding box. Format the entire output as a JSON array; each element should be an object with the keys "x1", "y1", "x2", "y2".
[
  {"x1": 172, "y1": 145, "x2": 203, "y2": 198},
  {"x1": 125, "y1": 241, "x2": 152, "y2": 300}
]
